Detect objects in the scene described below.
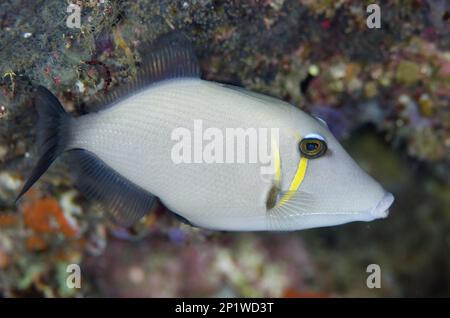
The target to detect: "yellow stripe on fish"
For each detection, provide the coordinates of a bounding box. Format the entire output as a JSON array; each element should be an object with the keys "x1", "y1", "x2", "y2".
[{"x1": 278, "y1": 157, "x2": 308, "y2": 206}]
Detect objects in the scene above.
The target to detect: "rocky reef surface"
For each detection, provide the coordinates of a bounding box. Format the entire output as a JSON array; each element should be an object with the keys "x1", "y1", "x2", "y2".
[{"x1": 0, "y1": 0, "x2": 449, "y2": 297}]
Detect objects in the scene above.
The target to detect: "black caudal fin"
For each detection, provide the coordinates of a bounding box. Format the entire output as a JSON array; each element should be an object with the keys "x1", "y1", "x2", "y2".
[
  {"x1": 69, "y1": 149, "x2": 158, "y2": 227},
  {"x1": 17, "y1": 87, "x2": 157, "y2": 226},
  {"x1": 16, "y1": 86, "x2": 72, "y2": 201}
]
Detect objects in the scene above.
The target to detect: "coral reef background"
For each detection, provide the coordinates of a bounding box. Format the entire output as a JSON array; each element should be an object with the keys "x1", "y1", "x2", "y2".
[{"x1": 0, "y1": 0, "x2": 449, "y2": 297}]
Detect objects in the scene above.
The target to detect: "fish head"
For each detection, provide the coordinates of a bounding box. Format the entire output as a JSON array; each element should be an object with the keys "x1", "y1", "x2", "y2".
[{"x1": 269, "y1": 112, "x2": 394, "y2": 231}]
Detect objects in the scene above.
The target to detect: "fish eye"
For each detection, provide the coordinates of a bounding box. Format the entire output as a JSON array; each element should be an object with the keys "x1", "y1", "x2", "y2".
[{"x1": 299, "y1": 134, "x2": 327, "y2": 159}]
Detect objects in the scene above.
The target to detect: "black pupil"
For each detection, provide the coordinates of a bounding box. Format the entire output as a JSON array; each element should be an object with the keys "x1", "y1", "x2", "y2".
[{"x1": 306, "y1": 142, "x2": 318, "y2": 151}]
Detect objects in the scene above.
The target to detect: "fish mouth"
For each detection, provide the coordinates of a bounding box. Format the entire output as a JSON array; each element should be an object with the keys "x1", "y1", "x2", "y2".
[{"x1": 370, "y1": 192, "x2": 394, "y2": 219}]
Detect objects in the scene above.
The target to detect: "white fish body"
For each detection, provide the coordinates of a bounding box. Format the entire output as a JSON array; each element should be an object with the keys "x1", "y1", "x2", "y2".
[
  {"x1": 17, "y1": 33, "x2": 394, "y2": 231},
  {"x1": 71, "y1": 79, "x2": 299, "y2": 230}
]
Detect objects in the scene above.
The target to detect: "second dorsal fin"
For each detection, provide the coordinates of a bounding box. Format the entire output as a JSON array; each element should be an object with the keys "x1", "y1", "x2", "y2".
[{"x1": 90, "y1": 31, "x2": 200, "y2": 110}]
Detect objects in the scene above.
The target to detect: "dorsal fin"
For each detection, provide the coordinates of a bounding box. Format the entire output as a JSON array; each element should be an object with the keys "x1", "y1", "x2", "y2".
[
  {"x1": 220, "y1": 83, "x2": 286, "y2": 105},
  {"x1": 90, "y1": 31, "x2": 200, "y2": 110}
]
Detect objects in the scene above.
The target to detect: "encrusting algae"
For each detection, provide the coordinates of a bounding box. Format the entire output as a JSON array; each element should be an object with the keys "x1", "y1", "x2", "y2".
[{"x1": 23, "y1": 197, "x2": 78, "y2": 239}]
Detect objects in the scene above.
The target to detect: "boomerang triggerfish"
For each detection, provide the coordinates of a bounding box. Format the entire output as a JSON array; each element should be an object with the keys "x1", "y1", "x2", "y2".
[{"x1": 16, "y1": 32, "x2": 394, "y2": 231}]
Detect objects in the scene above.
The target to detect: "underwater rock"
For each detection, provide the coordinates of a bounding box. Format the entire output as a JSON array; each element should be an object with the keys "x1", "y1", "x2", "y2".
[{"x1": 0, "y1": 0, "x2": 449, "y2": 297}]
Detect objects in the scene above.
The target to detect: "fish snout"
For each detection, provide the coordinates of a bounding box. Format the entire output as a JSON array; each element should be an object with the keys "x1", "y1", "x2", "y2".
[{"x1": 370, "y1": 192, "x2": 394, "y2": 219}]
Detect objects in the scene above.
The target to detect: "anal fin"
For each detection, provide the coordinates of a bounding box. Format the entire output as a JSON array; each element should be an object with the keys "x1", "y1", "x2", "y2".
[{"x1": 69, "y1": 149, "x2": 157, "y2": 227}]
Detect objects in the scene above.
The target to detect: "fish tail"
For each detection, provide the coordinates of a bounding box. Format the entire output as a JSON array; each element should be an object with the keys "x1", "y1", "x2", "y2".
[{"x1": 16, "y1": 86, "x2": 73, "y2": 201}]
